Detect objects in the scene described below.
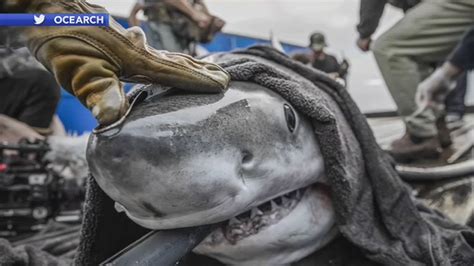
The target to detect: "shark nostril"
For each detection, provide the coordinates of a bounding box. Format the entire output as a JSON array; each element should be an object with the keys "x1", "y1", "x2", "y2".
[{"x1": 242, "y1": 150, "x2": 253, "y2": 165}]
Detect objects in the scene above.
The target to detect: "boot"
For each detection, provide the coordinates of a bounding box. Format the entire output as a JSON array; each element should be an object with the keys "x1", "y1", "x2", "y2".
[
  {"x1": 2, "y1": 0, "x2": 230, "y2": 125},
  {"x1": 389, "y1": 133, "x2": 442, "y2": 163}
]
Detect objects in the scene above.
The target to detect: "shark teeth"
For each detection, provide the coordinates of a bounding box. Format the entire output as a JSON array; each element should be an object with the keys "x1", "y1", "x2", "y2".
[
  {"x1": 251, "y1": 208, "x2": 263, "y2": 218},
  {"x1": 223, "y1": 187, "x2": 308, "y2": 244},
  {"x1": 229, "y1": 217, "x2": 241, "y2": 226},
  {"x1": 282, "y1": 196, "x2": 290, "y2": 206},
  {"x1": 295, "y1": 190, "x2": 301, "y2": 199},
  {"x1": 270, "y1": 200, "x2": 278, "y2": 210}
]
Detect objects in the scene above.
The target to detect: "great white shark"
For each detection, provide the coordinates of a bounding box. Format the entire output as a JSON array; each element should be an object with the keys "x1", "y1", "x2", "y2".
[
  {"x1": 87, "y1": 81, "x2": 337, "y2": 265},
  {"x1": 86, "y1": 62, "x2": 474, "y2": 265}
]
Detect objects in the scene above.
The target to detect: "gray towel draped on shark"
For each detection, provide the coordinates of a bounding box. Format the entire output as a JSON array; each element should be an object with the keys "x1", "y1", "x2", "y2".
[{"x1": 74, "y1": 46, "x2": 474, "y2": 265}]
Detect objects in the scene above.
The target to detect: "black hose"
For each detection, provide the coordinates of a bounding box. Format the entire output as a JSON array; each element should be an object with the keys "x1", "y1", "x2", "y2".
[{"x1": 100, "y1": 224, "x2": 219, "y2": 266}]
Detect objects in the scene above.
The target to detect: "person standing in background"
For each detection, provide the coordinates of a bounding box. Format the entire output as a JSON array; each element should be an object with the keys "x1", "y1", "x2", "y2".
[
  {"x1": 356, "y1": 0, "x2": 474, "y2": 160},
  {"x1": 292, "y1": 32, "x2": 349, "y2": 81},
  {"x1": 129, "y1": 0, "x2": 225, "y2": 55},
  {"x1": 0, "y1": 29, "x2": 61, "y2": 135}
]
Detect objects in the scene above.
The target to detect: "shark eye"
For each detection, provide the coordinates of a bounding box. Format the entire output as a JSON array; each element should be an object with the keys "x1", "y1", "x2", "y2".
[{"x1": 283, "y1": 104, "x2": 296, "y2": 132}]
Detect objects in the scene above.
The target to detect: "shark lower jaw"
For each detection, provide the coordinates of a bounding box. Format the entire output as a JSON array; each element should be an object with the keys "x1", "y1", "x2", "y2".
[
  {"x1": 193, "y1": 183, "x2": 336, "y2": 265},
  {"x1": 200, "y1": 182, "x2": 332, "y2": 246}
]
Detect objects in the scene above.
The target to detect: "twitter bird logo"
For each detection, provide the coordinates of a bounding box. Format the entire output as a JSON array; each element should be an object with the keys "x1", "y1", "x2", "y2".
[{"x1": 34, "y1": 14, "x2": 45, "y2": 25}]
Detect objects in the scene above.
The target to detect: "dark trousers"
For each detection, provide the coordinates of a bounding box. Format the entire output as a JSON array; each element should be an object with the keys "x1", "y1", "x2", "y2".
[{"x1": 0, "y1": 69, "x2": 60, "y2": 130}]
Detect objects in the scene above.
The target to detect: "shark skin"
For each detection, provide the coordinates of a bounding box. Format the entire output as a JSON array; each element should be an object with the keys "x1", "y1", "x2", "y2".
[{"x1": 87, "y1": 81, "x2": 337, "y2": 265}]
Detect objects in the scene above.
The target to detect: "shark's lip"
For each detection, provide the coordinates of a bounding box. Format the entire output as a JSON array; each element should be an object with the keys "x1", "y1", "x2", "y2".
[{"x1": 209, "y1": 182, "x2": 328, "y2": 245}]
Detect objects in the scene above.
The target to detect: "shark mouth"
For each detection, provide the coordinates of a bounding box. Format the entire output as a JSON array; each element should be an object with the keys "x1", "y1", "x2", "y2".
[{"x1": 217, "y1": 185, "x2": 313, "y2": 244}]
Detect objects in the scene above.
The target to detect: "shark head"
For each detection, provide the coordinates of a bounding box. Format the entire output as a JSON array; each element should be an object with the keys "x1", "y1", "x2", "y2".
[{"x1": 87, "y1": 81, "x2": 336, "y2": 264}]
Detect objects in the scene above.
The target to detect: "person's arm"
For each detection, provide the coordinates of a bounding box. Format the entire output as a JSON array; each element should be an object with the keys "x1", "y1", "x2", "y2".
[
  {"x1": 0, "y1": 28, "x2": 26, "y2": 48},
  {"x1": 415, "y1": 27, "x2": 474, "y2": 108},
  {"x1": 0, "y1": 48, "x2": 43, "y2": 78},
  {"x1": 326, "y1": 55, "x2": 344, "y2": 79},
  {"x1": 338, "y1": 58, "x2": 350, "y2": 79},
  {"x1": 194, "y1": 0, "x2": 211, "y2": 16},
  {"x1": 128, "y1": 2, "x2": 144, "y2": 27},
  {"x1": 356, "y1": 0, "x2": 387, "y2": 51},
  {"x1": 415, "y1": 63, "x2": 461, "y2": 108},
  {"x1": 448, "y1": 26, "x2": 474, "y2": 71},
  {"x1": 291, "y1": 53, "x2": 311, "y2": 65},
  {"x1": 163, "y1": 0, "x2": 210, "y2": 28}
]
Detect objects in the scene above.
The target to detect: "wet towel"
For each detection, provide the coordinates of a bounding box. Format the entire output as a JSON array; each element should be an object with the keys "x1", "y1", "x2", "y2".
[{"x1": 74, "y1": 46, "x2": 474, "y2": 265}]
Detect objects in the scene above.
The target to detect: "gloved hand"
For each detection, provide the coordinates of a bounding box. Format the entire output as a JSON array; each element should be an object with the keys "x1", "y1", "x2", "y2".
[
  {"x1": 415, "y1": 63, "x2": 460, "y2": 109},
  {"x1": 3, "y1": 0, "x2": 230, "y2": 125}
]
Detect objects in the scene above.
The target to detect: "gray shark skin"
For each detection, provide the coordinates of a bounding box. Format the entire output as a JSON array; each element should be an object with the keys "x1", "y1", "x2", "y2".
[{"x1": 87, "y1": 82, "x2": 337, "y2": 265}]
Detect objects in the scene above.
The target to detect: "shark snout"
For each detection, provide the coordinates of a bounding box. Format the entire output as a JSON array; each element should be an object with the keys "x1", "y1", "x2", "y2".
[
  {"x1": 89, "y1": 124, "x2": 250, "y2": 220},
  {"x1": 88, "y1": 83, "x2": 326, "y2": 229}
]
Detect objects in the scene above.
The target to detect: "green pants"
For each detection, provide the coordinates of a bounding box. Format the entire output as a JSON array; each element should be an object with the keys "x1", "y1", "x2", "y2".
[
  {"x1": 372, "y1": 0, "x2": 474, "y2": 138},
  {"x1": 145, "y1": 21, "x2": 188, "y2": 53}
]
